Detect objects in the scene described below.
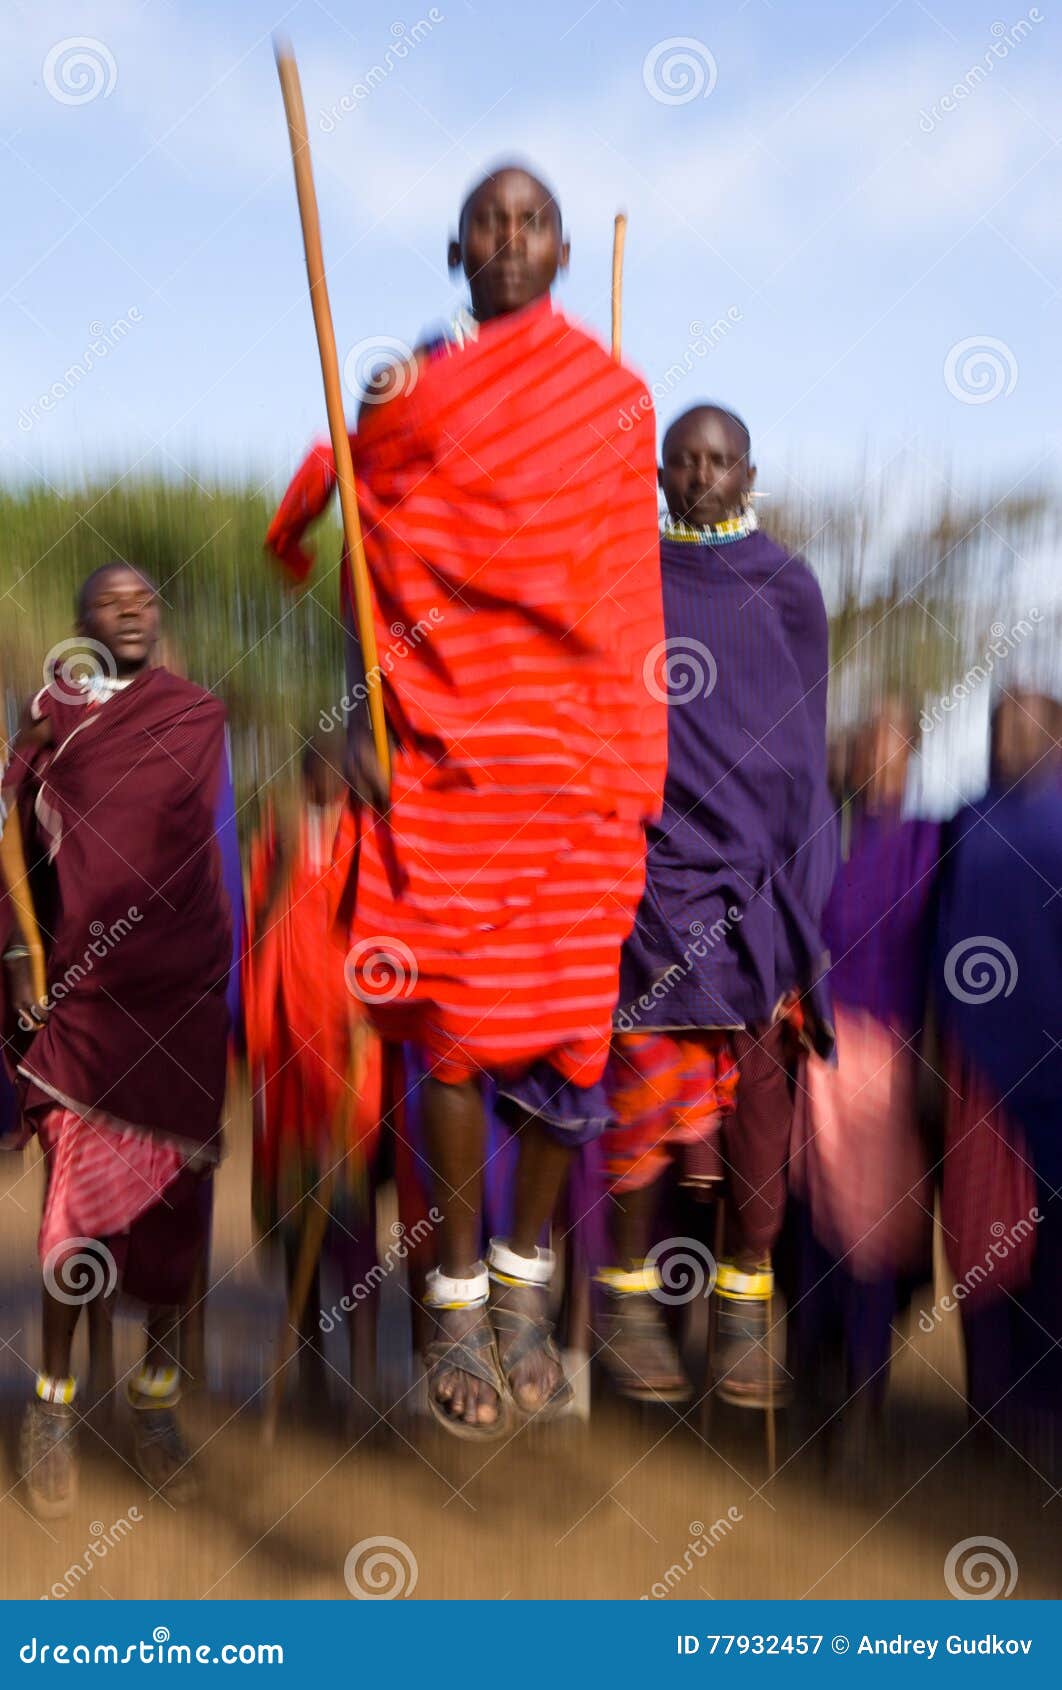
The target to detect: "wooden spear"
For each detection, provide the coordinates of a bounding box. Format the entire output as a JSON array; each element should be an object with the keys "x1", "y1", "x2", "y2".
[
  {"x1": 273, "y1": 38, "x2": 390, "y2": 785},
  {"x1": 611, "y1": 211, "x2": 627, "y2": 360}
]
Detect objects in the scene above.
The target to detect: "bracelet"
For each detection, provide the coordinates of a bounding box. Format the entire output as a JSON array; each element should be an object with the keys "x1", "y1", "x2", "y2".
[{"x1": 3, "y1": 946, "x2": 31, "y2": 962}]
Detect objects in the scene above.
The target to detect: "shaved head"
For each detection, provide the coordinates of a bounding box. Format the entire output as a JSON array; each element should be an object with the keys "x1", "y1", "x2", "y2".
[
  {"x1": 458, "y1": 161, "x2": 562, "y2": 235},
  {"x1": 662, "y1": 404, "x2": 751, "y2": 461},
  {"x1": 449, "y1": 161, "x2": 569, "y2": 322},
  {"x1": 659, "y1": 404, "x2": 756, "y2": 528}
]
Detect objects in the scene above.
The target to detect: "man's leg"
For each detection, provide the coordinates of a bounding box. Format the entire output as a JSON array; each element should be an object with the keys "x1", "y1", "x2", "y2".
[
  {"x1": 598, "y1": 1176, "x2": 691, "y2": 1402},
  {"x1": 713, "y1": 1021, "x2": 794, "y2": 1405},
  {"x1": 421, "y1": 1075, "x2": 499, "y2": 1428},
  {"x1": 489, "y1": 1115, "x2": 574, "y2": 1412},
  {"x1": 128, "y1": 1305, "x2": 197, "y2": 1501},
  {"x1": 20, "y1": 1281, "x2": 87, "y2": 1519}
]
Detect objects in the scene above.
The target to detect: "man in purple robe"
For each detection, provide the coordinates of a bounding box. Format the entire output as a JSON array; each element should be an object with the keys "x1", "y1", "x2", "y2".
[
  {"x1": 1, "y1": 563, "x2": 232, "y2": 1518},
  {"x1": 786, "y1": 703, "x2": 938, "y2": 1472},
  {"x1": 600, "y1": 404, "x2": 835, "y2": 1407},
  {"x1": 934, "y1": 685, "x2": 1062, "y2": 1474}
]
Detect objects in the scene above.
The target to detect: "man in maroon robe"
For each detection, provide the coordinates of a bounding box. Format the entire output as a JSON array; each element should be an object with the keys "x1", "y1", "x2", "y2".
[{"x1": 1, "y1": 563, "x2": 231, "y2": 1519}]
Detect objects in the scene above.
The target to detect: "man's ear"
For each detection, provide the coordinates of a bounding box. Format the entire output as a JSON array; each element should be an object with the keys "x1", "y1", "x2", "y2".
[
  {"x1": 447, "y1": 237, "x2": 462, "y2": 273},
  {"x1": 657, "y1": 466, "x2": 665, "y2": 492},
  {"x1": 558, "y1": 237, "x2": 571, "y2": 276},
  {"x1": 746, "y1": 462, "x2": 757, "y2": 493}
]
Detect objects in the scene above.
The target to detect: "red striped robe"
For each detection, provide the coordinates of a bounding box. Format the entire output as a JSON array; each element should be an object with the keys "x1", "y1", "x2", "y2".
[{"x1": 267, "y1": 298, "x2": 665, "y2": 1085}]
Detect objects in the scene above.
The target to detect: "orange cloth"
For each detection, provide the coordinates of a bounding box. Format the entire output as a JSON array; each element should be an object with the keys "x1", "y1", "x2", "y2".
[{"x1": 244, "y1": 803, "x2": 381, "y2": 1237}]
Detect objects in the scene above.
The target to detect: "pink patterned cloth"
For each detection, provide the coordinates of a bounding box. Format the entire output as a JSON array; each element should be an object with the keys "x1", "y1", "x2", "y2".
[
  {"x1": 790, "y1": 1006, "x2": 933, "y2": 1281},
  {"x1": 38, "y1": 1106, "x2": 185, "y2": 1267}
]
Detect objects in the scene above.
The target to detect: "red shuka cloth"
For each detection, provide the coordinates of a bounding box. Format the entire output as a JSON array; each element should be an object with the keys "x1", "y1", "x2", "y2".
[
  {"x1": 244, "y1": 802, "x2": 382, "y2": 1236},
  {"x1": 267, "y1": 299, "x2": 666, "y2": 1085},
  {"x1": 6, "y1": 669, "x2": 232, "y2": 1155}
]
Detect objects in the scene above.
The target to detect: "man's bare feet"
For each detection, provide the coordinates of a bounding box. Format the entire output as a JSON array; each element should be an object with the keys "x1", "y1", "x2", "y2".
[
  {"x1": 488, "y1": 1278, "x2": 571, "y2": 1417},
  {"x1": 424, "y1": 1301, "x2": 510, "y2": 1440}
]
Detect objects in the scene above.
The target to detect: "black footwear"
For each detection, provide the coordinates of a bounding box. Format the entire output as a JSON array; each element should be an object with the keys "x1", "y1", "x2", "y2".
[
  {"x1": 19, "y1": 1399, "x2": 78, "y2": 1520},
  {"x1": 130, "y1": 1400, "x2": 198, "y2": 1502},
  {"x1": 598, "y1": 1292, "x2": 692, "y2": 1403}
]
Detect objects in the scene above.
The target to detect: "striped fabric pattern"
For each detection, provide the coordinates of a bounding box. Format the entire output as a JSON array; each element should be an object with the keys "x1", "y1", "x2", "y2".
[
  {"x1": 268, "y1": 299, "x2": 666, "y2": 1084},
  {"x1": 37, "y1": 1106, "x2": 185, "y2": 1268}
]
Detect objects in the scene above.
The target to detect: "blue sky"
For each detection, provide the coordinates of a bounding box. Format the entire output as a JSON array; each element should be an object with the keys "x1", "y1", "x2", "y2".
[{"x1": 3, "y1": 0, "x2": 1059, "y2": 495}]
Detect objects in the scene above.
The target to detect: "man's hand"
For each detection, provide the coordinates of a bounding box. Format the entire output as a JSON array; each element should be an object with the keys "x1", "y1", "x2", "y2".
[
  {"x1": 5, "y1": 952, "x2": 48, "y2": 1033},
  {"x1": 346, "y1": 735, "x2": 392, "y2": 811}
]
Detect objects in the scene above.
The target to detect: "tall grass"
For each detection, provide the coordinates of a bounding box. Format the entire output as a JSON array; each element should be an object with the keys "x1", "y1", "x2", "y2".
[{"x1": 1, "y1": 470, "x2": 1056, "y2": 827}]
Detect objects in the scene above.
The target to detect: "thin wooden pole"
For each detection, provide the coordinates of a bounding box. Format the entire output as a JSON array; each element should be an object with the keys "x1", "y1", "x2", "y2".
[
  {"x1": 274, "y1": 40, "x2": 390, "y2": 785},
  {"x1": 611, "y1": 212, "x2": 627, "y2": 360},
  {"x1": 0, "y1": 809, "x2": 47, "y2": 1007}
]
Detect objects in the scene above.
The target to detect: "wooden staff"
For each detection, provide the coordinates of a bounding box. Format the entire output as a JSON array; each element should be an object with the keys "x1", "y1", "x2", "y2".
[
  {"x1": 274, "y1": 39, "x2": 390, "y2": 785},
  {"x1": 0, "y1": 813, "x2": 46, "y2": 1007},
  {"x1": 611, "y1": 211, "x2": 627, "y2": 360}
]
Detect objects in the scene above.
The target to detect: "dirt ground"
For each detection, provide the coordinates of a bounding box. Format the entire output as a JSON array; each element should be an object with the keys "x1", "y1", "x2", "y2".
[{"x1": 1, "y1": 1092, "x2": 1059, "y2": 1604}]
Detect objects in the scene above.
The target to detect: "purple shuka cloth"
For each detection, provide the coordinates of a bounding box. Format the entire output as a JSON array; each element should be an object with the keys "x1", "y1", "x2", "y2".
[
  {"x1": 935, "y1": 776, "x2": 1062, "y2": 1184},
  {"x1": 619, "y1": 532, "x2": 835, "y2": 1050},
  {"x1": 824, "y1": 812, "x2": 941, "y2": 1035}
]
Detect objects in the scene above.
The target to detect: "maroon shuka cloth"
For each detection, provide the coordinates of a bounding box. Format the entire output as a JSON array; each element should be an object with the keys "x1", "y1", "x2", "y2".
[{"x1": 8, "y1": 668, "x2": 231, "y2": 1158}]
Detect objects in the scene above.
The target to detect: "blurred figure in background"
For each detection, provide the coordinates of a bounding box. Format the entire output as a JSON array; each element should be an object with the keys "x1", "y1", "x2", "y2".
[
  {"x1": 934, "y1": 684, "x2": 1062, "y2": 1474},
  {"x1": 245, "y1": 731, "x2": 383, "y2": 1409},
  {"x1": 786, "y1": 700, "x2": 938, "y2": 1471},
  {"x1": 599, "y1": 404, "x2": 835, "y2": 1409}
]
